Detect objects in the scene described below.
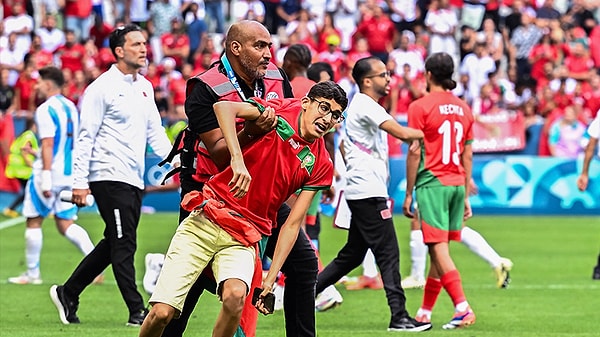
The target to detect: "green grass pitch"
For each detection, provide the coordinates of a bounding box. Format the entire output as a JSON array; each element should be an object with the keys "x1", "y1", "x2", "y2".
[{"x1": 1, "y1": 212, "x2": 599, "y2": 336}]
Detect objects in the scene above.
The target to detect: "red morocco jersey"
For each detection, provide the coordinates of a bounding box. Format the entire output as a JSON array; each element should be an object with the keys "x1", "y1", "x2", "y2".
[
  {"x1": 206, "y1": 97, "x2": 334, "y2": 236},
  {"x1": 408, "y1": 91, "x2": 474, "y2": 188}
]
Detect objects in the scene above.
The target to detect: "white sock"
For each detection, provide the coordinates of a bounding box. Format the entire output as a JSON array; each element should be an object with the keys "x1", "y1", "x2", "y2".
[
  {"x1": 362, "y1": 249, "x2": 379, "y2": 278},
  {"x1": 410, "y1": 230, "x2": 427, "y2": 279},
  {"x1": 416, "y1": 308, "x2": 432, "y2": 319},
  {"x1": 461, "y1": 227, "x2": 501, "y2": 268},
  {"x1": 455, "y1": 301, "x2": 469, "y2": 312},
  {"x1": 25, "y1": 228, "x2": 42, "y2": 278},
  {"x1": 65, "y1": 224, "x2": 95, "y2": 256}
]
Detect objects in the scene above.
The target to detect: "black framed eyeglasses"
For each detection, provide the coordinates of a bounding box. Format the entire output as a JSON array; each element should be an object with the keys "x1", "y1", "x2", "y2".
[
  {"x1": 365, "y1": 71, "x2": 391, "y2": 79},
  {"x1": 310, "y1": 97, "x2": 345, "y2": 123}
]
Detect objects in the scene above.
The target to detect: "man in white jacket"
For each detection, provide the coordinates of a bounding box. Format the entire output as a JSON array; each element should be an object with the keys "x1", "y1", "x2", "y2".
[{"x1": 50, "y1": 24, "x2": 172, "y2": 327}]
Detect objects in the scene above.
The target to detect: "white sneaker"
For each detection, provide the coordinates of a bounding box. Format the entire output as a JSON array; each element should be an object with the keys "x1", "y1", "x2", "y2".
[
  {"x1": 8, "y1": 273, "x2": 42, "y2": 285},
  {"x1": 273, "y1": 284, "x2": 284, "y2": 311},
  {"x1": 401, "y1": 275, "x2": 426, "y2": 289},
  {"x1": 315, "y1": 285, "x2": 343, "y2": 312},
  {"x1": 143, "y1": 253, "x2": 165, "y2": 295}
]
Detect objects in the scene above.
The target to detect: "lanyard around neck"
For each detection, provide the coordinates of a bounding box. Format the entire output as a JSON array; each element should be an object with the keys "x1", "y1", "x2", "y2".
[{"x1": 220, "y1": 54, "x2": 263, "y2": 100}]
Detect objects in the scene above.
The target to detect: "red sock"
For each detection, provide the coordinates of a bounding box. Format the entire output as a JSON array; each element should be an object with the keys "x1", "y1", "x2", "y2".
[
  {"x1": 421, "y1": 277, "x2": 442, "y2": 311},
  {"x1": 440, "y1": 269, "x2": 466, "y2": 306}
]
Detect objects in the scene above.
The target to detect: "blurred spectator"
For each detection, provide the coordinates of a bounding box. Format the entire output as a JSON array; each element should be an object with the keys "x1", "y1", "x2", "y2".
[
  {"x1": 161, "y1": 18, "x2": 190, "y2": 70},
  {"x1": 307, "y1": 61, "x2": 334, "y2": 83},
  {"x1": 477, "y1": 18, "x2": 503, "y2": 67},
  {"x1": 64, "y1": 0, "x2": 93, "y2": 42},
  {"x1": 3, "y1": 2, "x2": 33, "y2": 57},
  {"x1": 354, "y1": 6, "x2": 396, "y2": 64},
  {"x1": 282, "y1": 43, "x2": 315, "y2": 98},
  {"x1": 285, "y1": 8, "x2": 317, "y2": 49},
  {"x1": 425, "y1": 0, "x2": 458, "y2": 59},
  {"x1": 182, "y1": 1, "x2": 208, "y2": 64},
  {"x1": 148, "y1": 0, "x2": 180, "y2": 63},
  {"x1": 536, "y1": 0, "x2": 561, "y2": 29},
  {"x1": 276, "y1": 0, "x2": 302, "y2": 34},
  {"x1": 204, "y1": 0, "x2": 226, "y2": 34},
  {"x1": 386, "y1": 62, "x2": 425, "y2": 121},
  {"x1": 388, "y1": 30, "x2": 424, "y2": 79},
  {"x1": 192, "y1": 48, "x2": 216, "y2": 74},
  {"x1": 167, "y1": 62, "x2": 192, "y2": 122},
  {"x1": 528, "y1": 32, "x2": 560, "y2": 85},
  {"x1": 562, "y1": 0, "x2": 596, "y2": 35},
  {"x1": 548, "y1": 105, "x2": 587, "y2": 158},
  {"x1": 316, "y1": 13, "x2": 341, "y2": 53},
  {"x1": 503, "y1": 0, "x2": 526, "y2": 39},
  {"x1": 346, "y1": 37, "x2": 372, "y2": 69},
  {"x1": 0, "y1": 69, "x2": 16, "y2": 115},
  {"x1": 472, "y1": 82, "x2": 500, "y2": 116},
  {"x1": 262, "y1": 0, "x2": 282, "y2": 34},
  {"x1": 460, "y1": 25, "x2": 477, "y2": 61},
  {"x1": 317, "y1": 35, "x2": 346, "y2": 82},
  {"x1": 0, "y1": 33, "x2": 26, "y2": 87},
  {"x1": 13, "y1": 61, "x2": 37, "y2": 116},
  {"x1": 521, "y1": 97, "x2": 544, "y2": 129},
  {"x1": 27, "y1": 34, "x2": 54, "y2": 70},
  {"x1": 582, "y1": 73, "x2": 600, "y2": 119},
  {"x1": 56, "y1": 30, "x2": 87, "y2": 74},
  {"x1": 89, "y1": 14, "x2": 113, "y2": 50},
  {"x1": 509, "y1": 7, "x2": 543, "y2": 83},
  {"x1": 63, "y1": 69, "x2": 88, "y2": 105},
  {"x1": 460, "y1": 41, "x2": 496, "y2": 104},
  {"x1": 564, "y1": 39, "x2": 594, "y2": 82},
  {"x1": 125, "y1": 0, "x2": 151, "y2": 26},
  {"x1": 386, "y1": 0, "x2": 420, "y2": 34},
  {"x1": 325, "y1": 0, "x2": 357, "y2": 52},
  {"x1": 234, "y1": 0, "x2": 266, "y2": 23},
  {"x1": 35, "y1": 14, "x2": 65, "y2": 54},
  {"x1": 145, "y1": 62, "x2": 161, "y2": 89}
]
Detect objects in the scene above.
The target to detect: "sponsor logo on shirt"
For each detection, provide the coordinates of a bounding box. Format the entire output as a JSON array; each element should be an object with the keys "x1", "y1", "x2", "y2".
[{"x1": 266, "y1": 92, "x2": 279, "y2": 100}]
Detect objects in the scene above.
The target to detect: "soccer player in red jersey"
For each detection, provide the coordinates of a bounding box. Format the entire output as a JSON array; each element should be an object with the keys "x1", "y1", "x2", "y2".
[
  {"x1": 139, "y1": 81, "x2": 348, "y2": 337},
  {"x1": 403, "y1": 52, "x2": 476, "y2": 329}
]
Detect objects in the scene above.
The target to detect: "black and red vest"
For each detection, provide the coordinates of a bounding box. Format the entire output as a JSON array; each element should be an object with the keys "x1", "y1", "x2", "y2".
[{"x1": 162, "y1": 62, "x2": 285, "y2": 184}]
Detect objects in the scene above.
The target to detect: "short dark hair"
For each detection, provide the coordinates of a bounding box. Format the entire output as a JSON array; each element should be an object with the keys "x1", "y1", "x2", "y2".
[
  {"x1": 284, "y1": 44, "x2": 312, "y2": 69},
  {"x1": 307, "y1": 81, "x2": 348, "y2": 112},
  {"x1": 38, "y1": 66, "x2": 65, "y2": 87},
  {"x1": 425, "y1": 52, "x2": 456, "y2": 90},
  {"x1": 109, "y1": 24, "x2": 143, "y2": 58},
  {"x1": 352, "y1": 56, "x2": 380, "y2": 89},
  {"x1": 307, "y1": 62, "x2": 334, "y2": 83}
]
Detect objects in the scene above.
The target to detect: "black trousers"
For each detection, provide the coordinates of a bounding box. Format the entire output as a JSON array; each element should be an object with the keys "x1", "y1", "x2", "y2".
[
  {"x1": 316, "y1": 197, "x2": 409, "y2": 323},
  {"x1": 63, "y1": 181, "x2": 145, "y2": 315},
  {"x1": 7, "y1": 178, "x2": 27, "y2": 210},
  {"x1": 162, "y1": 175, "x2": 318, "y2": 337}
]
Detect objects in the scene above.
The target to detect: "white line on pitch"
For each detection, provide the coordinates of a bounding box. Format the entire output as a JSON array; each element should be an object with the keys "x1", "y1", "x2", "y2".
[{"x1": 0, "y1": 217, "x2": 25, "y2": 230}]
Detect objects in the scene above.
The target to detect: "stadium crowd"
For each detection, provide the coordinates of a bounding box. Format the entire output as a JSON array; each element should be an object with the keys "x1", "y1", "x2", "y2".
[{"x1": 2, "y1": 0, "x2": 599, "y2": 166}]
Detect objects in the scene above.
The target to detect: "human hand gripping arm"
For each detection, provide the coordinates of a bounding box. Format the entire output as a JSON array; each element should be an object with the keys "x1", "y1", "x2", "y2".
[
  {"x1": 577, "y1": 136, "x2": 598, "y2": 191},
  {"x1": 213, "y1": 101, "x2": 267, "y2": 198},
  {"x1": 256, "y1": 190, "x2": 316, "y2": 315},
  {"x1": 461, "y1": 143, "x2": 473, "y2": 220},
  {"x1": 403, "y1": 140, "x2": 421, "y2": 218}
]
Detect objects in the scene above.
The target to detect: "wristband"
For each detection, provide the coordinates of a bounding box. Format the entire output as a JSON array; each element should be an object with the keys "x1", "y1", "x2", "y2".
[{"x1": 41, "y1": 170, "x2": 52, "y2": 192}]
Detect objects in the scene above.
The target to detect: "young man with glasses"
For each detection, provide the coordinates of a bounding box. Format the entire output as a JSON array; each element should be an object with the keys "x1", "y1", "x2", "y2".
[
  {"x1": 315, "y1": 56, "x2": 430, "y2": 332},
  {"x1": 139, "y1": 81, "x2": 348, "y2": 337}
]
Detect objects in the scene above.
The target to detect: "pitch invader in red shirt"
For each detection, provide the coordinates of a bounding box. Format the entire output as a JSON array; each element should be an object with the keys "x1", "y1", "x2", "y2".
[
  {"x1": 404, "y1": 52, "x2": 476, "y2": 330},
  {"x1": 140, "y1": 81, "x2": 348, "y2": 337}
]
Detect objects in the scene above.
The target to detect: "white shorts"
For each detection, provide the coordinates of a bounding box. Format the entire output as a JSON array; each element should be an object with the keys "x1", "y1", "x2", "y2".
[{"x1": 22, "y1": 178, "x2": 77, "y2": 220}]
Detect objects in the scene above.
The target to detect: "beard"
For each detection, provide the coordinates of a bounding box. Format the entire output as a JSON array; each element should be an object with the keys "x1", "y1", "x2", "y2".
[{"x1": 239, "y1": 53, "x2": 267, "y2": 80}]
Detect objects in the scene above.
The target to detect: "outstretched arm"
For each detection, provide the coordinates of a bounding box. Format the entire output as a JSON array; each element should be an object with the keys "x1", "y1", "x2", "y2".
[
  {"x1": 577, "y1": 136, "x2": 598, "y2": 191},
  {"x1": 380, "y1": 119, "x2": 424, "y2": 142}
]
